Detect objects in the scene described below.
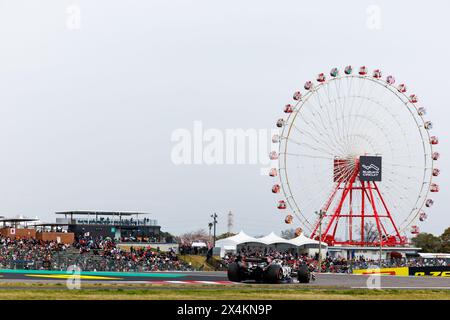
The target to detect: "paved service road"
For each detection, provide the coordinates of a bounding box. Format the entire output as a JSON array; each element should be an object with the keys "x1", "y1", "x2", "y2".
[{"x1": 0, "y1": 270, "x2": 449, "y2": 289}]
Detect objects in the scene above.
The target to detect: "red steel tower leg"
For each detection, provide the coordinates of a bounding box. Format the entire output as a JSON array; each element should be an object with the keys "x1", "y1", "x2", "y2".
[
  {"x1": 320, "y1": 166, "x2": 359, "y2": 240},
  {"x1": 311, "y1": 159, "x2": 405, "y2": 247},
  {"x1": 349, "y1": 185, "x2": 353, "y2": 242},
  {"x1": 361, "y1": 181, "x2": 365, "y2": 243},
  {"x1": 310, "y1": 182, "x2": 340, "y2": 239},
  {"x1": 373, "y1": 182, "x2": 405, "y2": 245},
  {"x1": 366, "y1": 181, "x2": 384, "y2": 244}
]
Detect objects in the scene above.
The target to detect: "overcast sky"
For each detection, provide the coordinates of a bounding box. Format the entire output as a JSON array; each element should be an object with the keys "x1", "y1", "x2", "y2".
[{"x1": 0, "y1": 0, "x2": 448, "y2": 237}]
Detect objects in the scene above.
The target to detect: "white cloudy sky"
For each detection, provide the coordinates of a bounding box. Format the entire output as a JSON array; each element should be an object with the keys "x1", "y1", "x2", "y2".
[{"x1": 0, "y1": 0, "x2": 448, "y2": 237}]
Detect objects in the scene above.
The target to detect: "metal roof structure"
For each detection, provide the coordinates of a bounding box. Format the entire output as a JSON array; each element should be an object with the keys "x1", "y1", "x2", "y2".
[
  {"x1": 0, "y1": 217, "x2": 39, "y2": 228},
  {"x1": 0, "y1": 217, "x2": 39, "y2": 222},
  {"x1": 55, "y1": 211, "x2": 150, "y2": 217},
  {"x1": 33, "y1": 222, "x2": 70, "y2": 226}
]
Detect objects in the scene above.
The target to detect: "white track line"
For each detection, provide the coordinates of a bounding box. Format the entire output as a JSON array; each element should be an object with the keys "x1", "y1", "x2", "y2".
[
  {"x1": 150, "y1": 280, "x2": 234, "y2": 285},
  {"x1": 351, "y1": 287, "x2": 450, "y2": 289}
]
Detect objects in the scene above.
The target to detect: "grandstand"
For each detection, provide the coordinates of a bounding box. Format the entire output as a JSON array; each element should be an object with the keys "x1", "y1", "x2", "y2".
[{"x1": 55, "y1": 211, "x2": 161, "y2": 242}]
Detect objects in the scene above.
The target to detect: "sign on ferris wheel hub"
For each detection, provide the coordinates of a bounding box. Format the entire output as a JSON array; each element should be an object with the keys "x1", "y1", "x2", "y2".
[
  {"x1": 359, "y1": 156, "x2": 382, "y2": 182},
  {"x1": 270, "y1": 65, "x2": 439, "y2": 247}
]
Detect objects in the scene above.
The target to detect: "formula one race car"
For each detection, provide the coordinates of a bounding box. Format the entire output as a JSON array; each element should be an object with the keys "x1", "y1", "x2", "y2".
[{"x1": 227, "y1": 257, "x2": 311, "y2": 284}]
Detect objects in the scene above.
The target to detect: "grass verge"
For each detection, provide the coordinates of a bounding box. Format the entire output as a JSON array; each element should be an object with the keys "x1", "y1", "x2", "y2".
[
  {"x1": 0, "y1": 283, "x2": 448, "y2": 300},
  {"x1": 178, "y1": 255, "x2": 215, "y2": 271}
]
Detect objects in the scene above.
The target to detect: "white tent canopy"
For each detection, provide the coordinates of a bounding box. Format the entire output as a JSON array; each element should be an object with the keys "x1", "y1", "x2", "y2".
[
  {"x1": 216, "y1": 230, "x2": 257, "y2": 246},
  {"x1": 215, "y1": 231, "x2": 257, "y2": 256},
  {"x1": 289, "y1": 233, "x2": 327, "y2": 247},
  {"x1": 251, "y1": 232, "x2": 292, "y2": 245},
  {"x1": 215, "y1": 231, "x2": 327, "y2": 257},
  {"x1": 216, "y1": 231, "x2": 256, "y2": 249}
]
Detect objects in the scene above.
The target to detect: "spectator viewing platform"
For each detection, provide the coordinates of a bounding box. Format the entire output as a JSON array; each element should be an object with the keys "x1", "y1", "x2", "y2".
[
  {"x1": 55, "y1": 211, "x2": 161, "y2": 241},
  {"x1": 55, "y1": 211, "x2": 158, "y2": 227},
  {"x1": 0, "y1": 216, "x2": 38, "y2": 228},
  {"x1": 0, "y1": 216, "x2": 40, "y2": 239}
]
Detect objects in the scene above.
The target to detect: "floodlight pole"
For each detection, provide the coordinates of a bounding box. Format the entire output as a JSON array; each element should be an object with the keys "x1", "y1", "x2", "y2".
[
  {"x1": 208, "y1": 222, "x2": 213, "y2": 237},
  {"x1": 379, "y1": 231, "x2": 383, "y2": 268},
  {"x1": 211, "y1": 213, "x2": 218, "y2": 247},
  {"x1": 315, "y1": 210, "x2": 325, "y2": 273}
]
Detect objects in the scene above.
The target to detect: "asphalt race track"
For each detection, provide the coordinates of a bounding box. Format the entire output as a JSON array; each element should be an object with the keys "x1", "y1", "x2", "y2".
[
  {"x1": 0, "y1": 270, "x2": 229, "y2": 284},
  {"x1": 0, "y1": 270, "x2": 449, "y2": 289}
]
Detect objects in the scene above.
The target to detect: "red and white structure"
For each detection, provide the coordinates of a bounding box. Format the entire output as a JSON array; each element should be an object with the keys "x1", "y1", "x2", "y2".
[{"x1": 270, "y1": 66, "x2": 439, "y2": 247}]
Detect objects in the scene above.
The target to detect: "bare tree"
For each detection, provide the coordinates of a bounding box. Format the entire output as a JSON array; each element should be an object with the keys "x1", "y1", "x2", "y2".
[
  {"x1": 360, "y1": 221, "x2": 379, "y2": 243},
  {"x1": 280, "y1": 229, "x2": 296, "y2": 240},
  {"x1": 216, "y1": 232, "x2": 236, "y2": 240},
  {"x1": 177, "y1": 229, "x2": 212, "y2": 245}
]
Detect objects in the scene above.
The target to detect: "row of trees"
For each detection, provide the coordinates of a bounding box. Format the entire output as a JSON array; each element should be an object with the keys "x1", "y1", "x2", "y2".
[
  {"x1": 411, "y1": 227, "x2": 450, "y2": 253},
  {"x1": 281, "y1": 224, "x2": 450, "y2": 253},
  {"x1": 280, "y1": 221, "x2": 382, "y2": 242}
]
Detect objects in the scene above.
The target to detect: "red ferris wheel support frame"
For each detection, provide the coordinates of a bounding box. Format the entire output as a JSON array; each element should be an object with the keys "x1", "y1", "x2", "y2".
[{"x1": 310, "y1": 160, "x2": 406, "y2": 247}]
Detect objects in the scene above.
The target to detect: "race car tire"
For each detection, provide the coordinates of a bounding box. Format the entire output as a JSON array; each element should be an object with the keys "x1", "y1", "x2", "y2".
[
  {"x1": 227, "y1": 262, "x2": 242, "y2": 282},
  {"x1": 264, "y1": 264, "x2": 283, "y2": 284},
  {"x1": 297, "y1": 265, "x2": 310, "y2": 283}
]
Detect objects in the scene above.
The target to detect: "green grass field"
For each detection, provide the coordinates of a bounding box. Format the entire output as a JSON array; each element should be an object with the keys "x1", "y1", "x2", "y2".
[{"x1": 0, "y1": 283, "x2": 448, "y2": 300}]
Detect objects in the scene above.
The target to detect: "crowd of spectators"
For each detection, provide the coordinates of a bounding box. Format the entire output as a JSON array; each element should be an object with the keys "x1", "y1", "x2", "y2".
[
  {"x1": 0, "y1": 235, "x2": 193, "y2": 272},
  {"x1": 179, "y1": 244, "x2": 209, "y2": 256},
  {"x1": 0, "y1": 236, "x2": 70, "y2": 269},
  {"x1": 101, "y1": 246, "x2": 191, "y2": 272},
  {"x1": 1, "y1": 235, "x2": 448, "y2": 273},
  {"x1": 220, "y1": 247, "x2": 449, "y2": 273},
  {"x1": 73, "y1": 236, "x2": 193, "y2": 271}
]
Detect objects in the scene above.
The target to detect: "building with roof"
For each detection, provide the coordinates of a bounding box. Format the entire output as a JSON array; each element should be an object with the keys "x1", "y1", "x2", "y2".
[
  {"x1": 0, "y1": 216, "x2": 39, "y2": 228},
  {"x1": 55, "y1": 211, "x2": 161, "y2": 241},
  {"x1": 0, "y1": 216, "x2": 40, "y2": 239},
  {"x1": 327, "y1": 245, "x2": 422, "y2": 260}
]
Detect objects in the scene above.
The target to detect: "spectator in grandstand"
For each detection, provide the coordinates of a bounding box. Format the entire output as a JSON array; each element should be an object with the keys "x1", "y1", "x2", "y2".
[
  {"x1": 0, "y1": 235, "x2": 193, "y2": 272},
  {"x1": 220, "y1": 248, "x2": 449, "y2": 273}
]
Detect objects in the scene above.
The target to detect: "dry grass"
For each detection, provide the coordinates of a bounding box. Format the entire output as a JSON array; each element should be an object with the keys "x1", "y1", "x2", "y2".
[
  {"x1": 178, "y1": 255, "x2": 215, "y2": 271},
  {"x1": 0, "y1": 282, "x2": 448, "y2": 300}
]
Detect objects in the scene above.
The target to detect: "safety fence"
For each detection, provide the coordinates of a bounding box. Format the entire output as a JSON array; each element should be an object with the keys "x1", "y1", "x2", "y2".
[{"x1": 0, "y1": 252, "x2": 194, "y2": 272}]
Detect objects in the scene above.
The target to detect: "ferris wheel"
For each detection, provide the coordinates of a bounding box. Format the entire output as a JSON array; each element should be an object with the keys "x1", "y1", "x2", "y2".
[{"x1": 270, "y1": 66, "x2": 439, "y2": 247}]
